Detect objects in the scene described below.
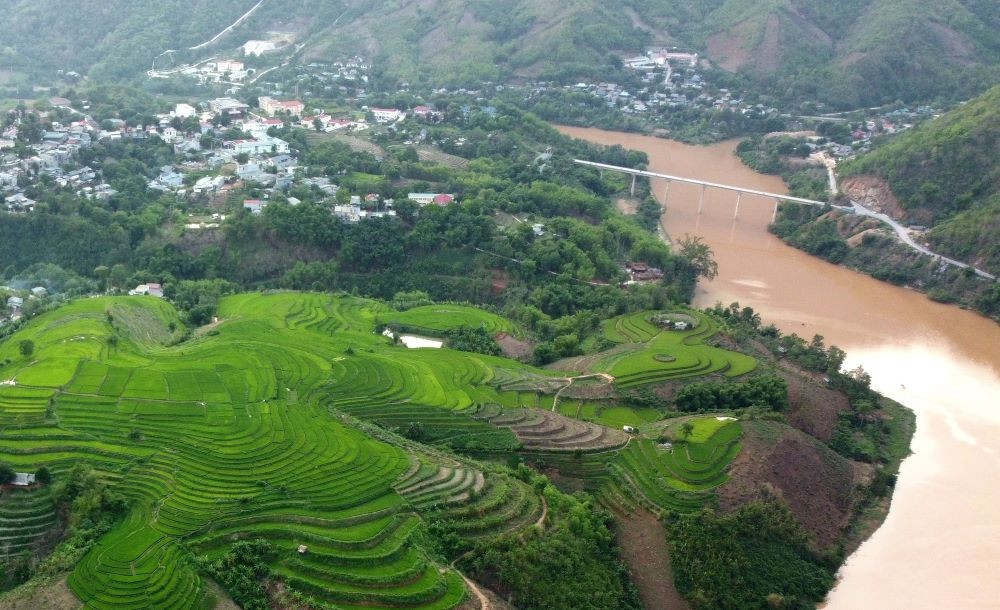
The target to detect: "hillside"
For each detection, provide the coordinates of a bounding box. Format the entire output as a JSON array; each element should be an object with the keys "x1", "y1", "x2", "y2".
[
  {"x1": 842, "y1": 84, "x2": 1000, "y2": 275},
  {"x1": 0, "y1": 293, "x2": 911, "y2": 609},
  {"x1": 1, "y1": 0, "x2": 997, "y2": 106},
  {"x1": 684, "y1": 0, "x2": 1000, "y2": 107},
  {"x1": 768, "y1": 85, "x2": 1000, "y2": 318}
]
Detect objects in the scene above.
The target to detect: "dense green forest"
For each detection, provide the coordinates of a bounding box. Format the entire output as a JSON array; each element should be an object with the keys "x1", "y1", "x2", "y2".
[{"x1": 1, "y1": 0, "x2": 997, "y2": 107}]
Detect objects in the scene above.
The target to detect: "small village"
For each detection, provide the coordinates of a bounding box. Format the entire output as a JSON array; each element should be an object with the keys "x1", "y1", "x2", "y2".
[{"x1": 0, "y1": 45, "x2": 942, "y2": 331}]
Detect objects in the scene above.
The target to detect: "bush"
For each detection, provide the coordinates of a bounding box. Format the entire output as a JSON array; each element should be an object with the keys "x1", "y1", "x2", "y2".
[{"x1": 35, "y1": 466, "x2": 52, "y2": 485}]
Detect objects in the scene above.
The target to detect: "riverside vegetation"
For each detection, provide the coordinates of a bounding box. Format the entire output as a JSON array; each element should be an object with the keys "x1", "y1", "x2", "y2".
[{"x1": 767, "y1": 85, "x2": 1000, "y2": 320}]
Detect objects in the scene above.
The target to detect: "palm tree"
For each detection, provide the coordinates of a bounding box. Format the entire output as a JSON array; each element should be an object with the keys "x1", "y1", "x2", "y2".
[{"x1": 680, "y1": 422, "x2": 694, "y2": 439}]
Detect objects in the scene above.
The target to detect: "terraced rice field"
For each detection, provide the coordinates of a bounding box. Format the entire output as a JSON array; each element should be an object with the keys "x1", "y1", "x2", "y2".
[
  {"x1": 558, "y1": 400, "x2": 661, "y2": 428},
  {"x1": 486, "y1": 408, "x2": 629, "y2": 452},
  {"x1": 0, "y1": 293, "x2": 753, "y2": 608},
  {"x1": 0, "y1": 293, "x2": 558, "y2": 609},
  {"x1": 596, "y1": 311, "x2": 757, "y2": 388},
  {"x1": 0, "y1": 487, "x2": 58, "y2": 557},
  {"x1": 377, "y1": 304, "x2": 518, "y2": 337},
  {"x1": 527, "y1": 417, "x2": 741, "y2": 515}
]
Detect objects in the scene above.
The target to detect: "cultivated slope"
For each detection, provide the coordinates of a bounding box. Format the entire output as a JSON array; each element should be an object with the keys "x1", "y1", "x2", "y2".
[{"x1": 0, "y1": 293, "x2": 556, "y2": 609}]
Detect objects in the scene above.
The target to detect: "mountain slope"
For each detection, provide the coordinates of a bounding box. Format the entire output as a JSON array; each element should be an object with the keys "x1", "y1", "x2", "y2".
[
  {"x1": 0, "y1": 0, "x2": 997, "y2": 105},
  {"x1": 842, "y1": 84, "x2": 1000, "y2": 274},
  {"x1": 689, "y1": 0, "x2": 1000, "y2": 106}
]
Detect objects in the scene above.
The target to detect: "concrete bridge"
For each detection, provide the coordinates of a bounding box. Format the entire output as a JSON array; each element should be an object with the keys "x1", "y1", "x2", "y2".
[
  {"x1": 574, "y1": 159, "x2": 996, "y2": 280},
  {"x1": 574, "y1": 159, "x2": 842, "y2": 222}
]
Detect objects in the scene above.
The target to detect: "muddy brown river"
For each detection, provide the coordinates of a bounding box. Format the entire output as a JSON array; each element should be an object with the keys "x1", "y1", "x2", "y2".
[{"x1": 559, "y1": 126, "x2": 1000, "y2": 609}]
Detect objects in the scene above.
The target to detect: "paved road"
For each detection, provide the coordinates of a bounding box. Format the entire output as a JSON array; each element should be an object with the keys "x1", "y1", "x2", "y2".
[{"x1": 848, "y1": 202, "x2": 996, "y2": 280}]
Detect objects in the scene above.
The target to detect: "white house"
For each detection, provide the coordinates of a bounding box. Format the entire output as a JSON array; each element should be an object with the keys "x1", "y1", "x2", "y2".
[
  {"x1": 12, "y1": 473, "x2": 35, "y2": 486},
  {"x1": 243, "y1": 40, "x2": 277, "y2": 56},
  {"x1": 371, "y1": 108, "x2": 404, "y2": 123},
  {"x1": 208, "y1": 98, "x2": 249, "y2": 117},
  {"x1": 403, "y1": 193, "x2": 454, "y2": 206},
  {"x1": 227, "y1": 135, "x2": 289, "y2": 156},
  {"x1": 129, "y1": 283, "x2": 164, "y2": 298},
  {"x1": 215, "y1": 59, "x2": 245, "y2": 74},
  {"x1": 173, "y1": 103, "x2": 197, "y2": 118}
]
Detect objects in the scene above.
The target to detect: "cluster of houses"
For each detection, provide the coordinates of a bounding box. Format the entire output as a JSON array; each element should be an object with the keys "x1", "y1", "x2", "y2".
[
  {"x1": 1, "y1": 286, "x2": 47, "y2": 326},
  {"x1": 1, "y1": 106, "x2": 118, "y2": 212},
  {"x1": 548, "y1": 47, "x2": 780, "y2": 119}
]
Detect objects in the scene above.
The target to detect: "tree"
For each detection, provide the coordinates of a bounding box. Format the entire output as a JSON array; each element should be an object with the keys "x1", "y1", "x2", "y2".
[
  {"x1": 680, "y1": 422, "x2": 694, "y2": 438},
  {"x1": 18, "y1": 340, "x2": 34, "y2": 358},
  {"x1": 110, "y1": 264, "x2": 128, "y2": 290},
  {"x1": 94, "y1": 265, "x2": 110, "y2": 292},
  {"x1": 678, "y1": 234, "x2": 718, "y2": 280},
  {"x1": 35, "y1": 466, "x2": 52, "y2": 485},
  {"x1": 0, "y1": 461, "x2": 14, "y2": 484}
]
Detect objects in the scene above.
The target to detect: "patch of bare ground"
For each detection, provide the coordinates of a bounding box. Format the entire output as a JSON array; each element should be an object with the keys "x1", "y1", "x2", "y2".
[
  {"x1": 927, "y1": 21, "x2": 978, "y2": 67},
  {"x1": 778, "y1": 367, "x2": 850, "y2": 442},
  {"x1": 841, "y1": 175, "x2": 907, "y2": 220},
  {"x1": 755, "y1": 14, "x2": 782, "y2": 75},
  {"x1": 623, "y1": 7, "x2": 670, "y2": 45},
  {"x1": 547, "y1": 343, "x2": 635, "y2": 375},
  {"x1": 613, "y1": 509, "x2": 690, "y2": 610},
  {"x1": 205, "y1": 578, "x2": 240, "y2": 610},
  {"x1": 719, "y1": 420, "x2": 873, "y2": 550},
  {"x1": 784, "y1": 6, "x2": 833, "y2": 48},
  {"x1": 416, "y1": 146, "x2": 470, "y2": 169},
  {"x1": 616, "y1": 197, "x2": 639, "y2": 215},
  {"x1": 307, "y1": 133, "x2": 386, "y2": 158},
  {"x1": 846, "y1": 227, "x2": 881, "y2": 247},
  {"x1": 706, "y1": 22, "x2": 754, "y2": 72},
  {"x1": 559, "y1": 378, "x2": 617, "y2": 401},
  {"x1": 0, "y1": 576, "x2": 80, "y2": 610},
  {"x1": 839, "y1": 50, "x2": 867, "y2": 67},
  {"x1": 705, "y1": 14, "x2": 783, "y2": 75},
  {"x1": 495, "y1": 332, "x2": 532, "y2": 361}
]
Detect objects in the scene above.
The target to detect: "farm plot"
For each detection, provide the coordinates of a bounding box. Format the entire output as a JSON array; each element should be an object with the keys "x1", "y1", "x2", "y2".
[
  {"x1": 378, "y1": 304, "x2": 518, "y2": 337},
  {"x1": 489, "y1": 408, "x2": 629, "y2": 452},
  {"x1": 0, "y1": 487, "x2": 58, "y2": 558},
  {"x1": 596, "y1": 311, "x2": 757, "y2": 388},
  {"x1": 0, "y1": 293, "x2": 582, "y2": 609},
  {"x1": 527, "y1": 417, "x2": 742, "y2": 515}
]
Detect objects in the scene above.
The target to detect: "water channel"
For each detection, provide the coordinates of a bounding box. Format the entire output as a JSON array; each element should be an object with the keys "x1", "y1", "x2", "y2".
[{"x1": 558, "y1": 126, "x2": 1000, "y2": 609}]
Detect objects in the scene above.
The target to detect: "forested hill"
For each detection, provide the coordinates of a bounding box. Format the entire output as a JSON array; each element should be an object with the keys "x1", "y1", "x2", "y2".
[
  {"x1": 842, "y1": 84, "x2": 1000, "y2": 275},
  {"x1": 2, "y1": 0, "x2": 998, "y2": 107}
]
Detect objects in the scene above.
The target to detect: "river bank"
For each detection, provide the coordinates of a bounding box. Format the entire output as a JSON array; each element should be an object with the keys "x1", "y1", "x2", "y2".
[{"x1": 558, "y1": 125, "x2": 1000, "y2": 609}]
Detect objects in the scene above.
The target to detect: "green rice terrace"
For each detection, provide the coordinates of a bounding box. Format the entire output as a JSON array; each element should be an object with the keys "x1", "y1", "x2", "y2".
[{"x1": 0, "y1": 293, "x2": 758, "y2": 608}]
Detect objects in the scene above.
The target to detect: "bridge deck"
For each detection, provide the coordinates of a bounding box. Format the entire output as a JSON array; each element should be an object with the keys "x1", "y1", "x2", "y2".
[{"x1": 573, "y1": 159, "x2": 828, "y2": 207}]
